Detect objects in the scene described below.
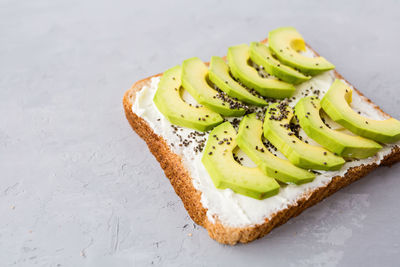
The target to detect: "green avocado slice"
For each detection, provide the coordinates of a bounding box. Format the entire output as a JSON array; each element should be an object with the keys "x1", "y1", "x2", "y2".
[
  {"x1": 153, "y1": 66, "x2": 223, "y2": 132},
  {"x1": 321, "y1": 79, "x2": 400, "y2": 143},
  {"x1": 208, "y1": 56, "x2": 268, "y2": 106},
  {"x1": 249, "y1": 42, "x2": 311, "y2": 85},
  {"x1": 263, "y1": 103, "x2": 345, "y2": 170},
  {"x1": 202, "y1": 122, "x2": 280, "y2": 199},
  {"x1": 227, "y1": 44, "x2": 296, "y2": 99},
  {"x1": 295, "y1": 96, "x2": 382, "y2": 158},
  {"x1": 237, "y1": 113, "x2": 315, "y2": 184},
  {"x1": 182, "y1": 57, "x2": 246, "y2": 117},
  {"x1": 268, "y1": 27, "x2": 335, "y2": 76}
]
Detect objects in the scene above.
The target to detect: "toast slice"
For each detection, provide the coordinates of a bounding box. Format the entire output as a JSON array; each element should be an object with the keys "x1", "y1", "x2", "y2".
[{"x1": 123, "y1": 41, "x2": 400, "y2": 245}]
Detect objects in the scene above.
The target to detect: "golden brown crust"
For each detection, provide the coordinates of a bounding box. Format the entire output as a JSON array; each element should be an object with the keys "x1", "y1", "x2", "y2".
[{"x1": 123, "y1": 43, "x2": 400, "y2": 245}]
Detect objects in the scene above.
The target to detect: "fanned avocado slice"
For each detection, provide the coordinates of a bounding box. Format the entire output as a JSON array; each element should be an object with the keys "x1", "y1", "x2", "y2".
[
  {"x1": 295, "y1": 96, "x2": 382, "y2": 158},
  {"x1": 321, "y1": 79, "x2": 400, "y2": 143},
  {"x1": 249, "y1": 42, "x2": 311, "y2": 85},
  {"x1": 182, "y1": 57, "x2": 246, "y2": 117},
  {"x1": 268, "y1": 27, "x2": 335, "y2": 76},
  {"x1": 263, "y1": 103, "x2": 345, "y2": 170},
  {"x1": 237, "y1": 113, "x2": 315, "y2": 184},
  {"x1": 208, "y1": 56, "x2": 268, "y2": 106},
  {"x1": 202, "y1": 122, "x2": 280, "y2": 199},
  {"x1": 227, "y1": 44, "x2": 296, "y2": 99},
  {"x1": 153, "y1": 66, "x2": 223, "y2": 132}
]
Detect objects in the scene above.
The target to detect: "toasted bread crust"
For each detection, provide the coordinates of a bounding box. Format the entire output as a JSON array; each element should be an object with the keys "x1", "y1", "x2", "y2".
[{"x1": 123, "y1": 44, "x2": 400, "y2": 245}]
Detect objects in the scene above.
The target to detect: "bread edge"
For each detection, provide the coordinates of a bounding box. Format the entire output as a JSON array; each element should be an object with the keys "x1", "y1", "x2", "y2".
[{"x1": 122, "y1": 44, "x2": 400, "y2": 245}]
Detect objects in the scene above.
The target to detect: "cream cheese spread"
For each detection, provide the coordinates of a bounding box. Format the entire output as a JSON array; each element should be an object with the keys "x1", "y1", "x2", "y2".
[{"x1": 132, "y1": 54, "x2": 398, "y2": 227}]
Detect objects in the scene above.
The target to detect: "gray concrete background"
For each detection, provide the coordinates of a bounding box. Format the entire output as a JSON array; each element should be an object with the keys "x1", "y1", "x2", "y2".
[{"x1": 1, "y1": 0, "x2": 399, "y2": 266}]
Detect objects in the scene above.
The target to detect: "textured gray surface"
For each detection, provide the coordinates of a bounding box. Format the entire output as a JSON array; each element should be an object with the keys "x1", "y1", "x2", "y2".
[{"x1": 1, "y1": 0, "x2": 399, "y2": 266}]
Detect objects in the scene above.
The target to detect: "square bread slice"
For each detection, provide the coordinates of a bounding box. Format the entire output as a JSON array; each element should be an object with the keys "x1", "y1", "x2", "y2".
[{"x1": 122, "y1": 40, "x2": 400, "y2": 245}]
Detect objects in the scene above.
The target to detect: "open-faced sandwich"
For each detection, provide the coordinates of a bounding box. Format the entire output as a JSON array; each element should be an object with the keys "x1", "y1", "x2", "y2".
[{"x1": 123, "y1": 27, "x2": 400, "y2": 245}]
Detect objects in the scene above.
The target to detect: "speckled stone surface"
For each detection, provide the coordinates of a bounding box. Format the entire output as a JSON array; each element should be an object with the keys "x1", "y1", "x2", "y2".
[{"x1": 1, "y1": 0, "x2": 399, "y2": 266}]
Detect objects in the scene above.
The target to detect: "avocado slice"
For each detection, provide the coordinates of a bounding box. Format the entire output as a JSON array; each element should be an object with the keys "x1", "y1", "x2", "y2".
[
  {"x1": 321, "y1": 79, "x2": 400, "y2": 143},
  {"x1": 263, "y1": 103, "x2": 345, "y2": 170},
  {"x1": 202, "y1": 121, "x2": 280, "y2": 199},
  {"x1": 227, "y1": 44, "x2": 296, "y2": 99},
  {"x1": 181, "y1": 57, "x2": 246, "y2": 117},
  {"x1": 237, "y1": 113, "x2": 315, "y2": 184},
  {"x1": 295, "y1": 96, "x2": 382, "y2": 158},
  {"x1": 249, "y1": 42, "x2": 311, "y2": 84},
  {"x1": 208, "y1": 56, "x2": 268, "y2": 106},
  {"x1": 268, "y1": 27, "x2": 335, "y2": 76},
  {"x1": 153, "y1": 66, "x2": 223, "y2": 132}
]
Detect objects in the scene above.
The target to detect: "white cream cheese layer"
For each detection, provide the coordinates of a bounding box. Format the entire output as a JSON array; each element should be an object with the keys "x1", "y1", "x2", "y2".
[{"x1": 133, "y1": 65, "x2": 398, "y2": 228}]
